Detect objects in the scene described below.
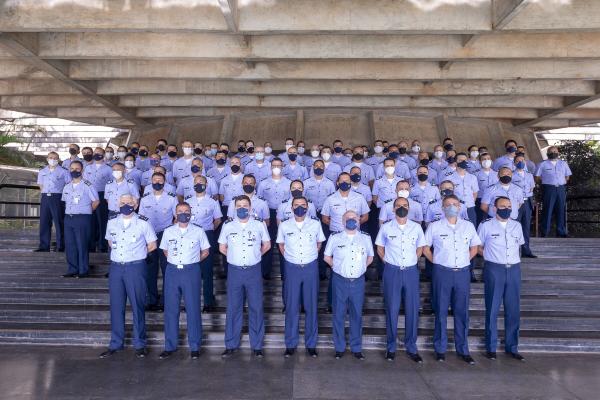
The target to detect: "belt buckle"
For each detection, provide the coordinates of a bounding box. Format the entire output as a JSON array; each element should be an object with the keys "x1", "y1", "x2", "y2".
[
  {"x1": 177, "y1": 264, "x2": 183, "y2": 270},
  {"x1": 505, "y1": 264, "x2": 511, "y2": 269},
  {"x1": 46, "y1": 193, "x2": 52, "y2": 197}
]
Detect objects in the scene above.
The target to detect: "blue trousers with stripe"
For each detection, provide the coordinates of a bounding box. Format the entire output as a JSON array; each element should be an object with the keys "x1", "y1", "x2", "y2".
[
  {"x1": 64, "y1": 214, "x2": 92, "y2": 275},
  {"x1": 383, "y1": 263, "x2": 420, "y2": 354},
  {"x1": 146, "y1": 231, "x2": 167, "y2": 306},
  {"x1": 164, "y1": 262, "x2": 202, "y2": 352},
  {"x1": 39, "y1": 193, "x2": 64, "y2": 250},
  {"x1": 541, "y1": 184, "x2": 567, "y2": 236},
  {"x1": 108, "y1": 259, "x2": 147, "y2": 350},
  {"x1": 432, "y1": 264, "x2": 471, "y2": 355},
  {"x1": 483, "y1": 261, "x2": 521, "y2": 353},
  {"x1": 284, "y1": 260, "x2": 319, "y2": 349},
  {"x1": 200, "y1": 230, "x2": 216, "y2": 306},
  {"x1": 332, "y1": 272, "x2": 365, "y2": 353},
  {"x1": 225, "y1": 263, "x2": 264, "y2": 350},
  {"x1": 517, "y1": 198, "x2": 533, "y2": 253}
]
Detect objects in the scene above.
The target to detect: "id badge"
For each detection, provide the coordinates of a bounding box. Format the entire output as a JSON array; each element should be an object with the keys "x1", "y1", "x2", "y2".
[{"x1": 73, "y1": 196, "x2": 80, "y2": 204}]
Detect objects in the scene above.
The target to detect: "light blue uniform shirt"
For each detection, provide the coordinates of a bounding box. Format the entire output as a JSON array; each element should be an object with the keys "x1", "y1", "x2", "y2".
[
  {"x1": 396, "y1": 155, "x2": 417, "y2": 170},
  {"x1": 218, "y1": 217, "x2": 270, "y2": 266},
  {"x1": 227, "y1": 195, "x2": 270, "y2": 221},
  {"x1": 160, "y1": 223, "x2": 210, "y2": 265},
  {"x1": 375, "y1": 219, "x2": 426, "y2": 267},
  {"x1": 425, "y1": 199, "x2": 469, "y2": 223},
  {"x1": 310, "y1": 161, "x2": 342, "y2": 183},
  {"x1": 424, "y1": 218, "x2": 481, "y2": 269},
  {"x1": 125, "y1": 168, "x2": 142, "y2": 187},
  {"x1": 62, "y1": 180, "x2": 99, "y2": 214},
  {"x1": 138, "y1": 191, "x2": 178, "y2": 233},
  {"x1": 62, "y1": 157, "x2": 82, "y2": 170},
  {"x1": 477, "y1": 218, "x2": 524, "y2": 265},
  {"x1": 244, "y1": 160, "x2": 272, "y2": 183},
  {"x1": 171, "y1": 157, "x2": 196, "y2": 183},
  {"x1": 176, "y1": 174, "x2": 218, "y2": 199},
  {"x1": 379, "y1": 198, "x2": 423, "y2": 224},
  {"x1": 350, "y1": 182, "x2": 372, "y2": 203},
  {"x1": 276, "y1": 198, "x2": 317, "y2": 221},
  {"x1": 492, "y1": 155, "x2": 516, "y2": 172},
  {"x1": 343, "y1": 162, "x2": 375, "y2": 185},
  {"x1": 218, "y1": 173, "x2": 244, "y2": 205},
  {"x1": 535, "y1": 160, "x2": 572, "y2": 186},
  {"x1": 409, "y1": 182, "x2": 440, "y2": 220},
  {"x1": 104, "y1": 179, "x2": 140, "y2": 212},
  {"x1": 375, "y1": 161, "x2": 411, "y2": 180},
  {"x1": 135, "y1": 157, "x2": 152, "y2": 173},
  {"x1": 303, "y1": 176, "x2": 336, "y2": 212},
  {"x1": 186, "y1": 194, "x2": 223, "y2": 231},
  {"x1": 437, "y1": 166, "x2": 458, "y2": 185},
  {"x1": 447, "y1": 171, "x2": 478, "y2": 208},
  {"x1": 467, "y1": 159, "x2": 481, "y2": 174},
  {"x1": 160, "y1": 157, "x2": 176, "y2": 172},
  {"x1": 429, "y1": 159, "x2": 448, "y2": 175},
  {"x1": 143, "y1": 182, "x2": 175, "y2": 196},
  {"x1": 276, "y1": 216, "x2": 325, "y2": 264},
  {"x1": 365, "y1": 154, "x2": 386, "y2": 168},
  {"x1": 321, "y1": 190, "x2": 370, "y2": 233},
  {"x1": 372, "y1": 176, "x2": 402, "y2": 208},
  {"x1": 409, "y1": 167, "x2": 438, "y2": 186},
  {"x1": 141, "y1": 169, "x2": 175, "y2": 187},
  {"x1": 105, "y1": 214, "x2": 157, "y2": 263},
  {"x1": 82, "y1": 163, "x2": 112, "y2": 193},
  {"x1": 330, "y1": 154, "x2": 351, "y2": 169},
  {"x1": 37, "y1": 166, "x2": 71, "y2": 193},
  {"x1": 324, "y1": 231, "x2": 374, "y2": 278},
  {"x1": 257, "y1": 177, "x2": 292, "y2": 209},
  {"x1": 481, "y1": 183, "x2": 524, "y2": 219},
  {"x1": 283, "y1": 163, "x2": 309, "y2": 181},
  {"x1": 476, "y1": 170, "x2": 499, "y2": 199},
  {"x1": 512, "y1": 170, "x2": 535, "y2": 198},
  {"x1": 206, "y1": 165, "x2": 230, "y2": 186},
  {"x1": 303, "y1": 156, "x2": 320, "y2": 170}
]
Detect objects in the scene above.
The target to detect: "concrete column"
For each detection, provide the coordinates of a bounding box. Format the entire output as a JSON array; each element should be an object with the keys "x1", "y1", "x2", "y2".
[
  {"x1": 295, "y1": 110, "x2": 304, "y2": 142},
  {"x1": 434, "y1": 114, "x2": 449, "y2": 143},
  {"x1": 220, "y1": 113, "x2": 235, "y2": 144}
]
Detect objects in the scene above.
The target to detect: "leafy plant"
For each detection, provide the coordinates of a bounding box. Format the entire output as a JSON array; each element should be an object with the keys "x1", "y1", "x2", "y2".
[{"x1": 557, "y1": 140, "x2": 600, "y2": 188}]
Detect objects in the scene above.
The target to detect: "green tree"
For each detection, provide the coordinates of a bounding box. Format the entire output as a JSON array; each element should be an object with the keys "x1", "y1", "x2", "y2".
[{"x1": 557, "y1": 140, "x2": 600, "y2": 188}]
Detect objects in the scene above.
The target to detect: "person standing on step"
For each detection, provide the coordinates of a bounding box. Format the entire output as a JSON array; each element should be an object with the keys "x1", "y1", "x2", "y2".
[
  {"x1": 99, "y1": 194, "x2": 157, "y2": 359},
  {"x1": 512, "y1": 153, "x2": 537, "y2": 258},
  {"x1": 158, "y1": 202, "x2": 210, "y2": 360},
  {"x1": 477, "y1": 196, "x2": 525, "y2": 362}
]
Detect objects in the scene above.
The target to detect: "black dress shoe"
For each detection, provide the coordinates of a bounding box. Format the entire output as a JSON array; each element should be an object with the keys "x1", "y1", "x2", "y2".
[
  {"x1": 202, "y1": 305, "x2": 215, "y2": 313},
  {"x1": 135, "y1": 348, "x2": 148, "y2": 358},
  {"x1": 62, "y1": 273, "x2": 77, "y2": 278},
  {"x1": 385, "y1": 352, "x2": 395, "y2": 361},
  {"x1": 99, "y1": 348, "x2": 120, "y2": 358},
  {"x1": 145, "y1": 304, "x2": 161, "y2": 312},
  {"x1": 284, "y1": 348, "x2": 296, "y2": 358},
  {"x1": 459, "y1": 354, "x2": 475, "y2": 365},
  {"x1": 335, "y1": 351, "x2": 344, "y2": 359},
  {"x1": 506, "y1": 352, "x2": 525, "y2": 361},
  {"x1": 327, "y1": 306, "x2": 332, "y2": 314},
  {"x1": 34, "y1": 248, "x2": 50, "y2": 252},
  {"x1": 76, "y1": 273, "x2": 89, "y2": 279},
  {"x1": 353, "y1": 352, "x2": 365, "y2": 360},
  {"x1": 104, "y1": 273, "x2": 109, "y2": 278},
  {"x1": 306, "y1": 348, "x2": 318, "y2": 358},
  {"x1": 253, "y1": 350, "x2": 264, "y2": 358},
  {"x1": 407, "y1": 352, "x2": 423, "y2": 363},
  {"x1": 159, "y1": 350, "x2": 175, "y2": 359},
  {"x1": 470, "y1": 276, "x2": 478, "y2": 283},
  {"x1": 435, "y1": 352, "x2": 445, "y2": 362},
  {"x1": 485, "y1": 351, "x2": 497, "y2": 360},
  {"x1": 281, "y1": 306, "x2": 286, "y2": 313},
  {"x1": 522, "y1": 253, "x2": 538, "y2": 258},
  {"x1": 221, "y1": 349, "x2": 237, "y2": 358},
  {"x1": 190, "y1": 351, "x2": 200, "y2": 360}
]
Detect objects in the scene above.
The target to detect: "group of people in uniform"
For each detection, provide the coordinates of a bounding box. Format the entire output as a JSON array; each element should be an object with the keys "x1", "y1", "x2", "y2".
[{"x1": 35, "y1": 136, "x2": 572, "y2": 363}]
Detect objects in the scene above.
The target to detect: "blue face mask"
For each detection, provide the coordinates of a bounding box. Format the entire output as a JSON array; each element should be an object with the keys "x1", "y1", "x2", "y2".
[
  {"x1": 236, "y1": 207, "x2": 249, "y2": 219},
  {"x1": 120, "y1": 204, "x2": 134, "y2": 216},
  {"x1": 70, "y1": 170, "x2": 82, "y2": 179},
  {"x1": 345, "y1": 219, "x2": 358, "y2": 231},
  {"x1": 191, "y1": 165, "x2": 201, "y2": 174},
  {"x1": 255, "y1": 153, "x2": 264, "y2": 161},
  {"x1": 338, "y1": 181, "x2": 351, "y2": 192},
  {"x1": 516, "y1": 161, "x2": 525, "y2": 170},
  {"x1": 176, "y1": 213, "x2": 191, "y2": 223},
  {"x1": 350, "y1": 174, "x2": 361, "y2": 183},
  {"x1": 152, "y1": 182, "x2": 164, "y2": 191},
  {"x1": 443, "y1": 204, "x2": 460, "y2": 218},
  {"x1": 497, "y1": 208, "x2": 512, "y2": 220},
  {"x1": 288, "y1": 153, "x2": 298, "y2": 162},
  {"x1": 313, "y1": 167, "x2": 324, "y2": 176},
  {"x1": 293, "y1": 206, "x2": 307, "y2": 217}
]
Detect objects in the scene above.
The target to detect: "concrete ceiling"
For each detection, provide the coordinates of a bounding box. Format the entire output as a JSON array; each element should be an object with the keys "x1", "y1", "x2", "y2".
[{"x1": 1, "y1": 0, "x2": 600, "y2": 130}]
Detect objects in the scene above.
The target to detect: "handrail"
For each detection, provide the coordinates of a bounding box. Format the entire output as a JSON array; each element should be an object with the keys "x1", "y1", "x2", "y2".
[
  {"x1": 0, "y1": 183, "x2": 40, "y2": 220},
  {"x1": 0, "y1": 183, "x2": 39, "y2": 191}
]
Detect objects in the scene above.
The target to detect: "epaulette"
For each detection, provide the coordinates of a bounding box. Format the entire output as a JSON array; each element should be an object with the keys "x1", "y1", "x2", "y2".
[
  {"x1": 108, "y1": 213, "x2": 118, "y2": 220},
  {"x1": 106, "y1": 179, "x2": 114, "y2": 184},
  {"x1": 83, "y1": 180, "x2": 92, "y2": 186},
  {"x1": 360, "y1": 230, "x2": 370, "y2": 236},
  {"x1": 127, "y1": 179, "x2": 134, "y2": 184},
  {"x1": 254, "y1": 216, "x2": 264, "y2": 222},
  {"x1": 138, "y1": 215, "x2": 149, "y2": 221},
  {"x1": 281, "y1": 217, "x2": 290, "y2": 223},
  {"x1": 282, "y1": 199, "x2": 287, "y2": 203},
  {"x1": 429, "y1": 199, "x2": 437, "y2": 205},
  {"x1": 142, "y1": 192, "x2": 150, "y2": 197},
  {"x1": 445, "y1": 171, "x2": 453, "y2": 176},
  {"x1": 459, "y1": 200, "x2": 465, "y2": 204},
  {"x1": 224, "y1": 217, "x2": 234, "y2": 224},
  {"x1": 168, "y1": 192, "x2": 176, "y2": 197},
  {"x1": 330, "y1": 231, "x2": 341, "y2": 235},
  {"x1": 191, "y1": 222, "x2": 202, "y2": 229},
  {"x1": 384, "y1": 198, "x2": 394, "y2": 204},
  {"x1": 482, "y1": 217, "x2": 493, "y2": 224},
  {"x1": 311, "y1": 216, "x2": 319, "y2": 221},
  {"x1": 307, "y1": 199, "x2": 313, "y2": 203},
  {"x1": 61, "y1": 166, "x2": 68, "y2": 170},
  {"x1": 184, "y1": 195, "x2": 192, "y2": 200}
]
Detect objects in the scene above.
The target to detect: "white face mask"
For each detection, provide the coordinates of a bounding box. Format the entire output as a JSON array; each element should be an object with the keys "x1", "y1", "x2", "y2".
[
  {"x1": 470, "y1": 151, "x2": 479, "y2": 159},
  {"x1": 412, "y1": 145, "x2": 420, "y2": 153},
  {"x1": 385, "y1": 166, "x2": 395, "y2": 176},
  {"x1": 397, "y1": 190, "x2": 410, "y2": 199},
  {"x1": 363, "y1": 151, "x2": 369, "y2": 158},
  {"x1": 297, "y1": 147, "x2": 305, "y2": 154},
  {"x1": 272, "y1": 167, "x2": 281, "y2": 176},
  {"x1": 255, "y1": 152, "x2": 264, "y2": 161},
  {"x1": 117, "y1": 151, "x2": 127, "y2": 160},
  {"x1": 124, "y1": 161, "x2": 134, "y2": 169},
  {"x1": 374, "y1": 145, "x2": 383, "y2": 154},
  {"x1": 112, "y1": 170, "x2": 123, "y2": 179},
  {"x1": 105, "y1": 152, "x2": 114, "y2": 161},
  {"x1": 311, "y1": 150, "x2": 320, "y2": 158},
  {"x1": 47, "y1": 159, "x2": 58, "y2": 167},
  {"x1": 321, "y1": 153, "x2": 331, "y2": 161},
  {"x1": 434, "y1": 151, "x2": 444, "y2": 159},
  {"x1": 182, "y1": 147, "x2": 193, "y2": 156},
  {"x1": 482, "y1": 159, "x2": 492, "y2": 169},
  {"x1": 265, "y1": 146, "x2": 272, "y2": 154},
  {"x1": 285, "y1": 144, "x2": 293, "y2": 151}
]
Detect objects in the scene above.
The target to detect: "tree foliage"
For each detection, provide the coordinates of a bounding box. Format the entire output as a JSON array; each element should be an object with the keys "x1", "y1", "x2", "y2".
[{"x1": 557, "y1": 140, "x2": 600, "y2": 188}]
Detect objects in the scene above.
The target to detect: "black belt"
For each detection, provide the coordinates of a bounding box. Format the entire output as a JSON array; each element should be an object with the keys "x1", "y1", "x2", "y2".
[{"x1": 112, "y1": 259, "x2": 146, "y2": 266}]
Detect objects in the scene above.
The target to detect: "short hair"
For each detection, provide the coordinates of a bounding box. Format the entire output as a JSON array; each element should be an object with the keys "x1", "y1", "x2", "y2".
[
  {"x1": 442, "y1": 194, "x2": 460, "y2": 204},
  {"x1": 290, "y1": 179, "x2": 304, "y2": 189},
  {"x1": 504, "y1": 139, "x2": 517, "y2": 147},
  {"x1": 234, "y1": 194, "x2": 251, "y2": 206},
  {"x1": 271, "y1": 157, "x2": 283, "y2": 164},
  {"x1": 393, "y1": 197, "x2": 409, "y2": 208},
  {"x1": 176, "y1": 202, "x2": 191, "y2": 213},
  {"x1": 243, "y1": 174, "x2": 256, "y2": 184},
  {"x1": 151, "y1": 172, "x2": 165, "y2": 180},
  {"x1": 69, "y1": 160, "x2": 83, "y2": 169},
  {"x1": 494, "y1": 196, "x2": 511, "y2": 207},
  {"x1": 498, "y1": 166, "x2": 512, "y2": 174},
  {"x1": 291, "y1": 196, "x2": 308, "y2": 207},
  {"x1": 439, "y1": 179, "x2": 455, "y2": 188},
  {"x1": 383, "y1": 157, "x2": 396, "y2": 164},
  {"x1": 337, "y1": 172, "x2": 350, "y2": 182}
]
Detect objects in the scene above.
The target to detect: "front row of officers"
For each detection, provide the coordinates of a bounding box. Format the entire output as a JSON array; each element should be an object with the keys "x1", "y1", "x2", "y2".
[{"x1": 98, "y1": 191, "x2": 525, "y2": 364}]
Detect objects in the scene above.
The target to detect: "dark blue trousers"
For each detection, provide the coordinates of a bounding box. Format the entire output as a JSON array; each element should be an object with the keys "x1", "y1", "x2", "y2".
[
  {"x1": 284, "y1": 260, "x2": 319, "y2": 349},
  {"x1": 108, "y1": 259, "x2": 147, "y2": 350},
  {"x1": 467, "y1": 207, "x2": 477, "y2": 279},
  {"x1": 64, "y1": 214, "x2": 92, "y2": 275},
  {"x1": 383, "y1": 263, "x2": 420, "y2": 354},
  {"x1": 541, "y1": 184, "x2": 567, "y2": 236},
  {"x1": 262, "y1": 208, "x2": 278, "y2": 279},
  {"x1": 90, "y1": 191, "x2": 108, "y2": 252},
  {"x1": 518, "y1": 198, "x2": 533, "y2": 253},
  {"x1": 225, "y1": 263, "x2": 264, "y2": 350},
  {"x1": 164, "y1": 262, "x2": 202, "y2": 352},
  {"x1": 200, "y1": 230, "x2": 216, "y2": 306},
  {"x1": 483, "y1": 261, "x2": 521, "y2": 353},
  {"x1": 332, "y1": 272, "x2": 365, "y2": 353},
  {"x1": 432, "y1": 264, "x2": 471, "y2": 355},
  {"x1": 218, "y1": 205, "x2": 228, "y2": 277},
  {"x1": 146, "y1": 231, "x2": 166, "y2": 306},
  {"x1": 475, "y1": 198, "x2": 484, "y2": 227},
  {"x1": 39, "y1": 193, "x2": 64, "y2": 250}
]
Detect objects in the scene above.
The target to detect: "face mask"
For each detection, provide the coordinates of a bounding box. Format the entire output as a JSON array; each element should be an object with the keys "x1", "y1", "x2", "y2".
[
  {"x1": 216, "y1": 158, "x2": 226, "y2": 166},
  {"x1": 238, "y1": 145, "x2": 246, "y2": 153},
  {"x1": 363, "y1": 151, "x2": 369, "y2": 158},
  {"x1": 389, "y1": 151, "x2": 399, "y2": 159},
  {"x1": 230, "y1": 165, "x2": 241, "y2": 174},
  {"x1": 417, "y1": 173, "x2": 428, "y2": 182},
  {"x1": 288, "y1": 153, "x2": 298, "y2": 162},
  {"x1": 177, "y1": 213, "x2": 191, "y2": 223},
  {"x1": 285, "y1": 144, "x2": 293, "y2": 151},
  {"x1": 334, "y1": 146, "x2": 343, "y2": 154},
  {"x1": 497, "y1": 208, "x2": 512, "y2": 220},
  {"x1": 345, "y1": 219, "x2": 358, "y2": 231},
  {"x1": 548, "y1": 152, "x2": 559, "y2": 160},
  {"x1": 47, "y1": 159, "x2": 58, "y2": 167},
  {"x1": 194, "y1": 148, "x2": 202, "y2": 155},
  {"x1": 210, "y1": 148, "x2": 218, "y2": 156},
  {"x1": 130, "y1": 148, "x2": 139, "y2": 155},
  {"x1": 507, "y1": 146, "x2": 517, "y2": 154},
  {"x1": 255, "y1": 152, "x2": 264, "y2": 161},
  {"x1": 124, "y1": 161, "x2": 134, "y2": 169},
  {"x1": 157, "y1": 144, "x2": 166, "y2": 152},
  {"x1": 246, "y1": 147, "x2": 254, "y2": 154},
  {"x1": 470, "y1": 151, "x2": 479, "y2": 159},
  {"x1": 139, "y1": 150, "x2": 148, "y2": 157},
  {"x1": 222, "y1": 149, "x2": 229, "y2": 156},
  {"x1": 457, "y1": 160, "x2": 469, "y2": 170},
  {"x1": 265, "y1": 146, "x2": 272, "y2": 154},
  {"x1": 167, "y1": 151, "x2": 177, "y2": 158},
  {"x1": 398, "y1": 147, "x2": 407, "y2": 155},
  {"x1": 412, "y1": 145, "x2": 420, "y2": 153},
  {"x1": 112, "y1": 170, "x2": 123, "y2": 180},
  {"x1": 152, "y1": 182, "x2": 164, "y2": 191},
  {"x1": 92, "y1": 153, "x2": 103, "y2": 161},
  {"x1": 499, "y1": 175, "x2": 512, "y2": 184},
  {"x1": 293, "y1": 206, "x2": 307, "y2": 217},
  {"x1": 83, "y1": 154, "x2": 93, "y2": 162},
  {"x1": 441, "y1": 188, "x2": 454, "y2": 197},
  {"x1": 297, "y1": 147, "x2": 305, "y2": 154},
  {"x1": 443, "y1": 204, "x2": 459, "y2": 218},
  {"x1": 291, "y1": 189, "x2": 303, "y2": 198},
  {"x1": 314, "y1": 167, "x2": 324, "y2": 176},
  {"x1": 70, "y1": 170, "x2": 82, "y2": 179},
  {"x1": 352, "y1": 153, "x2": 363, "y2": 162},
  {"x1": 194, "y1": 183, "x2": 206, "y2": 193},
  {"x1": 395, "y1": 207, "x2": 409, "y2": 218},
  {"x1": 443, "y1": 143, "x2": 453, "y2": 151},
  {"x1": 105, "y1": 152, "x2": 114, "y2": 161},
  {"x1": 383, "y1": 147, "x2": 389, "y2": 153},
  {"x1": 321, "y1": 153, "x2": 331, "y2": 161},
  {"x1": 191, "y1": 165, "x2": 201, "y2": 174},
  {"x1": 272, "y1": 167, "x2": 281, "y2": 176},
  {"x1": 182, "y1": 147, "x2": 193, "y2": 156},
  {"x1": 384, "y1": 166, "x2": 395, "y2": 176},
  {"x1": 434, "y1": 151, "x2": 444, "y2": 159},
  {"x1": 338, "y1": 181, "x2": 351, "y2": 192},
  {"x1": 310, "y1": 150, "x2": 320, "y2": 158},
  {"x1": 419, "y1": 159, "x2": 429, "y2": 166},
  {"x1": 516, "y1": 161, "x2": 525, "y2": 170},
  {"x1": 236, "y1": 207, "x2": 249, "y2": 219},
  {"x1": 350, "y1": 174, "x2": 361, "y2": 183},
  {"x1": 243, "y1": 184, "x2": 255, "y2": 194},
  {"x1": 68, "y1": 148, "x2": 78, "y2": 156},
  {"x1": 120, "y1": 204, "x2": 134, "y2": 216},
  {"x1": 118, "y1": 151, "x2": 127, "y2": 159},
  {"x1": 482, "y1": 159, "x2": 492, "y2": 169},
  {"x1": 446, "y1": 156, "x2": 456, "y2": 164},
  {"x1": 397, "y1": 190, "x2": 409, "y2": 199},
  {"x1": 150, "y1": 159, "x2": 160, "y2": 166},
  {"x1": 374, "y1": 145, "x2": 383, "y2": 153}
]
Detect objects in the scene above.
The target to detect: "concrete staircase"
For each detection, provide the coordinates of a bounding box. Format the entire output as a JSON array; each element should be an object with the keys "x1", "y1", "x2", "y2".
[{"x1": 0, "y1": 229, "x2": 599, "y2": 353}]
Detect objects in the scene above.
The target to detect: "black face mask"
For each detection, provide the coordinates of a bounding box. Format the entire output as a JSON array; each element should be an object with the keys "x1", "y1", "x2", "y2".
[
  {"x1": 194, "y1": 148, "x2": 202, "y2": 155},
  {"x1": 194, "y1": 183, "x2": 206, "y2": 193},
  {"x1": 157, "y1": 144, "x2": 166, "y2": 152},
  {"x1": 313, "y1": 167, "x2": 324, "y2": 176},
  {"x1": 291, "y1": 189, "x2": 303, "y2": 198},
  {"x1": 152, "y1": 182, "x2": 164, "y2": 191},
  {"x1": 334, "y1": 146, "x2": 343, "y2": 154},
  {"x1": 417, "y1": 173, "x2": 429, "y2": 182},
  {"x1": 139, "y1": 150, "x2": 148, "y2": 157},
  {"x1": 243, "y1": 184, "x2": 255, "y2": 194},
  {"x1": 288, "y1": 153, "x2": 298, "y2": 162},
  {"x1": 350, "y1": 173, "x2": 361, "y2": 183},
  {"x1": 230, "y1": 165, "x2": 241, "y2": 173},
  {"x1": 395, "y1": 207, "x2": 409, "y2": 218},
  {"x1": 383, "y1": 147, "x2": 389, "y2": 153},
  {"x1": 446, "y1": 156, "x2": 456, "y2": 164},
  {"x1": 441, "y1": 188, "x2": 453, "y2": 197},
  {"x1": 352, "y1": 153, "x2": 363, "y2": 161},
  {"x1": 222, "y1": 149, "x2": 229, "y2": 156},
  {"x1": 443, "y1": 143, "x2": 454, "y2": 151},
  {"x1": 499, "y1": 175, "x2": 512, "y2": 184},
  {"x1": 191, "y1": 165, "x2": 201, "y2": 174},
  {"x1": 419, "y1": 158, "x2": 430, "y2": 166},
  {"x1": 398, "y1": 147, "x2": 407, "y2": 155},
  {"x1": 548, "y1": 152, "x2": 559, "y2": 160},
  {"x1": 457, "y1": 161, "x2": 469, "y2": 170},
  {"x1": 83, "y1": 154, "x2": 93, "y2": 162},
  {"x1": 506, "y1": 146, "x2": 517, "y2": 154},
  {"x1": 246, "y1": 147, "x2": 254, "y2": 154},
  {"x1": 93, "y1": 153, "x2": 104, "y2": 161},
  {"x1": 68, "y1": 148, "x2": 78, "y2": 156},
  {"x1": 216, "y1": 158, "x2": 226, "y2": 166},
  {"x1": 70, "y1": 170, "x2": 82, "y2": 179},
  {"x1": 168, "y1": 151, "x2": 177, "y2": 158},
  {"x1": 130, "y1": 148, "x2": 139, "y2": 155},
  {"x1": 238, "y1": 145, "x2": 245, "y2": 153}
]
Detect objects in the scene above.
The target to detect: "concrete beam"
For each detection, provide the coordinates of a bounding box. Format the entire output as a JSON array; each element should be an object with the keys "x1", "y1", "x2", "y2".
[
  {"x1": 501, "y1": 0, "x2": 600, "y2": 32},
  {"x1": 218, "y1": 0, "x2": 239, "y2": 33},
  {"x1": 0, "y1": 33, "x2": 152, "y2": 128},
  {"x1": 0, "y1": 60, "x2": 52, "y2": 79},
  {"x1": 492, "y1": 0, "x2": 530, "y2": 30},
  {"x1": 69, "y1": 59, "x2": 600, "y2": 81},
  {"x1": 1, "y1": 95, "x2": 103, "y2": 108},
  {"x1": 0, "y1": 79, "x2": 79, "y2": 95}
]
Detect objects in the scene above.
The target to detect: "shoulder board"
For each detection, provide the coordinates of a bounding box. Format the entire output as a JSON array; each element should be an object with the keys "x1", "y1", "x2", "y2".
[
  {"x1": 258, "y1": 196, "x2": 266, "y2": 201},
  {"x1": 445, "y1": 171, "x2": 453, "y2": 176},
  {"x1": 127, "y1": 179, "x2": 134, "y2": 184},
  {"x1": 224, "y1": 217, "x2": 234, "y2": 224},
  {"x1": 184, "y1": 195, "x2": 192, "y2": 200},
  {"x1": 482, "y1": 217, "x2": 493, "y2": 224},
  {"x1": 108, "y1": 213, "x2": 118, "y2": 220},
  {"x1": 307, "y1": 199, "x2": 313, "y2": 203},
  {"x1": 83, "y1": 180, "x2": 92, "y2": 186},
  {"x1": 282, "y1": 199, "x2": 288, "y2": 203},
  {"x1": 168, "y1": 192, "x2": 176, "y2": 197},
  {"x1": 330, "y1": 231, "x2": 341, "y2": 236},
  {"x1": 328, "y1": 192, "x2": 335, "y2": 196},
  {"x1": 106, "y1": 179, "x2": 114, "y2": 184},
  {"x1": 360, "y1": 230, "x2": 370, "y2": 236},
  {"x1": 253, "y1": 216, "x2": 264, "y2": 222},
  {"x1": 61, "y1": 166, "x2": 68, "y2": 170},
  {"x1": 459, "y1": 200, "x2": 465, "y2": 204},
  {"x1": 281, "y1": 217, "x2": 290, "y2": 223},
  {"x1": 384, "y1": 198, "x2": 393, "y2": 203},
  {"x1": 311, "y1": 216, "x2": 319, "y2": 221},
  {"x1": 191, "y1": 222, "x2": 202, "y2": 229},
  {"x1": 138, "y1": 215, "x2": 149, "y2": 221},
  {"x1": 142, "y1": 192, "x2": 150, "y2": 197},
  {"x1": 429, "y1": 199, "x2": 437, "y2": 204}
]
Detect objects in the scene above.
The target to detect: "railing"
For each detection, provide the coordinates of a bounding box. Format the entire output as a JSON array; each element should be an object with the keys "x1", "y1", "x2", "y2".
[{"x1": 0, "y1": 183, "x2": 40, "y2": 220}]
